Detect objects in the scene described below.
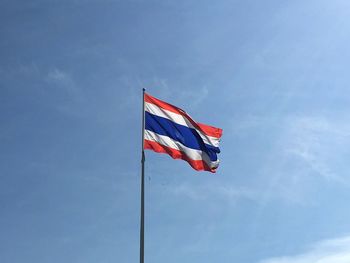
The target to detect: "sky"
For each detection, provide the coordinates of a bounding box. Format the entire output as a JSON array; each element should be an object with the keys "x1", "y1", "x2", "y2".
[{"x1": 1, "y1": 0, "x2": 350, "y2": 262}]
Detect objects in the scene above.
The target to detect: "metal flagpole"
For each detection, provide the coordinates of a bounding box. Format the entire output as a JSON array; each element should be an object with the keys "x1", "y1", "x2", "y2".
[{"x1": 140, "y1": 88, "x2": 146, "y2": 263}]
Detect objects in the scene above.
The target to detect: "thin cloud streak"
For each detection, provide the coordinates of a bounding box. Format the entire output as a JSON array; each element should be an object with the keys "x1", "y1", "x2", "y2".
[
  {"x1": 167, "y1": 182, "x2": 258, "y2": 204},
  {"x1": 46, "y1": 68, "x2": 81, "y2": 97},
  {"x1": 283, "y1": 116, "x2": 350, "y2": 184},
  {"x1": 259, "y1": 235, "x2": 350, "y2": 263}
]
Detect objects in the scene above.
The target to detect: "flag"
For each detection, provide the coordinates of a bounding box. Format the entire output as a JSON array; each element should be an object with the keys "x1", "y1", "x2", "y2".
[{"x1": 144, "y1": 93, "x2": 223, "y2": 173}]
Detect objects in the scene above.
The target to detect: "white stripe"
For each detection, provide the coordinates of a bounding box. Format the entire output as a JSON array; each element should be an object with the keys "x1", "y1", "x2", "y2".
[
  {"x1": 145, "y1": 102, "x2": 220, "y2": 148},
  {"x1": 144, "y1": 130, "x2": 219, "y2": 169}
]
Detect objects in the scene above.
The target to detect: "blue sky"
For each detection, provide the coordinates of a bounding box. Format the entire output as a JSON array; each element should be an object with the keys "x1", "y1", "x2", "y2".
[{"x1": 1, "y1": 0, "x2": 350, "y2": 262}]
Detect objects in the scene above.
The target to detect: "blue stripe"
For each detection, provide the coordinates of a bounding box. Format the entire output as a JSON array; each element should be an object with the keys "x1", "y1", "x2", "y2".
[{"x1": 145, "y1": 112, "x2": 220, "y2": 161}]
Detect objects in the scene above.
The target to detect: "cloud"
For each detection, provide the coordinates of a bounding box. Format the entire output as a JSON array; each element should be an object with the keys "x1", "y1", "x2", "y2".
[
  {"x1": 145, "y1": 76, "x2": 209, "y2": 107},
  {"x1": 232, "y1": 114, "x2": 350, "y2": 208},
  {"x1": 282, "y1": 116, "x2": 350, "y2": 184},
  {"x1": 271, "y1": 115, "x2": 350, "y2": 202},
  {"x1": 259, "y1": 235, "x2": 350, "y2": 263},
  {"x1": 18, "y1": 63, "x2": 40, "y2": 76},
  {"x1": 177, "y1": 86, "x2": 209, "y2": 107},
  {"x1": 167, "y1": 182, "x2": 258, "y2": 204},
  {"x1": 43, "y1": 67, "x2": 91, "y2": 118},
  {"x1": 46, "y1": 68, "x2": 80, "y2": 95},
  {"x1": 47, "y1": 68, "x2": 68, "y2": 82},
  {"x1": 118, "y1": 75, "x2": 210, "y2": 112}
]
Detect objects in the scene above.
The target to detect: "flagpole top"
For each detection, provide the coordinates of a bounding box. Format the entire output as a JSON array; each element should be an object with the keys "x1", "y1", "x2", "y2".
[{"x1": 143, "y1": 88, "x2": 146, "y2": 92}]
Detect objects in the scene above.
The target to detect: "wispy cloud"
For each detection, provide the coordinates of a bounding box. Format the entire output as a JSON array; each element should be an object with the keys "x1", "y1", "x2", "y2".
[
  {"x1": 177, "y1": 86, "x2": 209, "y2": 108},
  {"x1": 259, "y1": 235, "x2": 350, "y2": 263},
  {"x1": 145, "y1": 76, "x2": 210, "y2": 107},
  {"x1": 18, "y1": 62, "x2": 41, "y2": 77},
  {"x1": 273, "y1": 115, "x2": 350, "y2": 201},
  {"x1": 0, "y1": 62, "x2": 41, "y2": 81},
  {"x1": 46, "y1": 68, "x2": 81, "y2": 97},
  {"x1": 119, "y1": 75, "x2": 210, "y2": 112},
  {"x1": 167, "y1": 182, "x2": 258, "y2": 204},
  {"x1": 232, "y1": 114, "x2": 350, "y2": 207},
  {"x1": 45, "y1": 67, "x2": 88, "y2": 117},
  {"x1": 282, "y1": 116, "x2": 350, "y2": 184}
]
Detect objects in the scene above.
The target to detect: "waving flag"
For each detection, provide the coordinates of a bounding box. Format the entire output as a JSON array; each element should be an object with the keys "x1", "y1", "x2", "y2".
[{"x1": 143, "y1": 93, "x2": 222, "y2": 173}]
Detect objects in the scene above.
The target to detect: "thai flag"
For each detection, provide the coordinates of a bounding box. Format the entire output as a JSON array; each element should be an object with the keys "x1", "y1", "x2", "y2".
[{"x1": 144, "y1": 93, "x2": 223, "y2": 173}]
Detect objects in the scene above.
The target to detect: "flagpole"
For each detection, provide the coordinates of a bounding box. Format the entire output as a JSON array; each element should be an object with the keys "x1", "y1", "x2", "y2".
[{"x1": 140, "y1": 88, "x2": 145, "y2": 263}]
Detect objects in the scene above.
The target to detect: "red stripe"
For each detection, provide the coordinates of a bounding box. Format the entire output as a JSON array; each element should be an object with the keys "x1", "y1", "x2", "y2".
[
  {"x1": 197, "y1": 122, "x2": 223, "y2": 138},
  {"x1": 144, "y1": 140, "x2": 217, "y2": 173},
  {"x1": 145, "y1": 93, "x2": 223, "y2": 138}
]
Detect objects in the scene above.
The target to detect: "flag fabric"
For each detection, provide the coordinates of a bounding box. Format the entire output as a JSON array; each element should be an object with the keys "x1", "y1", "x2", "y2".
[{"x1": 144, "y1": 93, "x2": 223, "y2": 173}]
